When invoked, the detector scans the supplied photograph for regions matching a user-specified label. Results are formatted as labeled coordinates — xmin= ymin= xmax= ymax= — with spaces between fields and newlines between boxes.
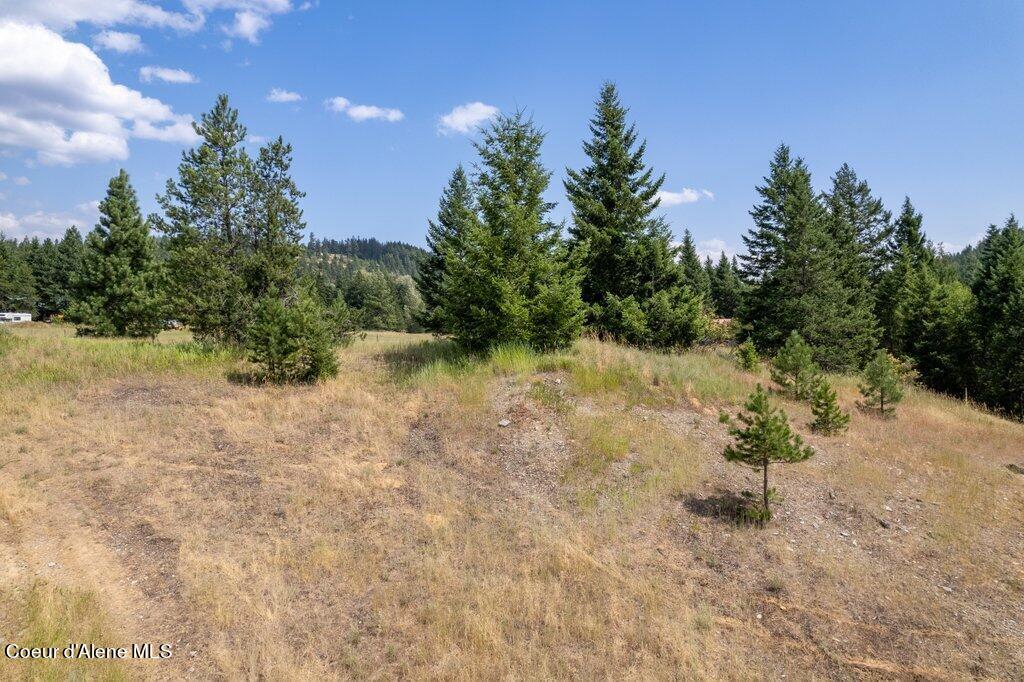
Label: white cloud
xmin=0 ymin=1 xmax=201 ymax=32
xmin=696 ymin=238 xmax=734 ymax=261
xmin=1 ymin=1 xmax=297 ymax=42
xmin=0 ymin=202 xmax=99 ymax=240
xmin=92 ymin=30 xmax=144 ymax=53
xmin=0 ymin=172 xmax=6 ymax=181
xmin=267 ymin=88 xmax=303 ymax=103
xmin=13 ymin=176 xmax=30 ymax=186
xmin=133 ymin=115 xmax=199 ymax=144
xmin=438 ymin=102 xmax=498 ymax=135
xmin=139 ymin=65 xmax=198 ymax=84
xmin=224 ymin=9 xmax=270 ymax=43
xmin=0 ymin=22 xmax=199 ymax=165
xmin=325 ymin=97 xmax=404 ymax=123
xmin=324 ymin=96 xmax=350 ymax=113
xmin=656 ymin=187 xmax=715 ymax=206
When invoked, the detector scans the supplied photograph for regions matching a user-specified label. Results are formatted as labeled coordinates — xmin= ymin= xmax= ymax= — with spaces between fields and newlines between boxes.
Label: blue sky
xmin=1 ymin=1 xmax=1022 ymax=258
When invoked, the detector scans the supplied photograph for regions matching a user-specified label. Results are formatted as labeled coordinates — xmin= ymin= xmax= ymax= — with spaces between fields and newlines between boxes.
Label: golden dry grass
xmin=0 ymin=323 xmax=1022 ymax=680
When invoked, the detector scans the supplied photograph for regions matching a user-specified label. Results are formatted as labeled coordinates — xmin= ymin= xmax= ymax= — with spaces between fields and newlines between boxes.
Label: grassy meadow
xmin=0 ymin=323 xmax=1022 ymax=679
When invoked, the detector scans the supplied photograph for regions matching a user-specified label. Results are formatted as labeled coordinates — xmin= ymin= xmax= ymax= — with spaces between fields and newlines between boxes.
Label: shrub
xmin=246 ymin=289 xmax=338 ymax=383
xmin=771 ymin=331 xmax=819 ymax=400
xmin=736 ymin=340 xmax=760 ymax=372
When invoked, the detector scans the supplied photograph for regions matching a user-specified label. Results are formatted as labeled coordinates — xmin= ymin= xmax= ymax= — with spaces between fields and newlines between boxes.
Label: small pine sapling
xmin=771 ymin=330 xmax=818 ymax=400
xmin=722 ymin=384 xmax=815 ymax=522
xmin=736 ymin=339 xmax=760 ymax=372
xmin=858 ymin=350 xmax=904 ymax=417
xmin=809 ymin=375 xmax=850 ymax=435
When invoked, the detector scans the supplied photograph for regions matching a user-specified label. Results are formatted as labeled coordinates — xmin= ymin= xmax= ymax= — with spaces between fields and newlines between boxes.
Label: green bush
xmin=770 ymin=331 xmax=819 ymax=400
xmin=809 ymin=375 xmax=850 ymax=435
xmin=858 ymin=350 xmax=904 ymax=417
xmin=246 ymin=289 xmax=338 ymax=384
xmin=735 ymin=340 xmax=759 ymax=371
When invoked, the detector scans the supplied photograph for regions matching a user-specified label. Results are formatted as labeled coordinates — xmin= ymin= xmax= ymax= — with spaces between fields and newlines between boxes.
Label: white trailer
xmin=0 ymin=312 xmax=32 ymax=324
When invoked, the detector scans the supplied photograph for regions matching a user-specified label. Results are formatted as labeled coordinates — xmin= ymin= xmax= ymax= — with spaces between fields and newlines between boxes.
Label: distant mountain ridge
xmin=307 ymin=236 xmax=426 ymax=277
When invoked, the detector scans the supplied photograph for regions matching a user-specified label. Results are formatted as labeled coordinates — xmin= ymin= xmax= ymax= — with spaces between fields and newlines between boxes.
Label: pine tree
xmin=26 ymin=238 xmax=61 ymax=319
xmin=823 ymin=163 xmax=892 ymax=285
xmin=246 ymin=287 xmax=338 ymax=383
xmin=972 ymin=215 xmax=1024 ymax=416
xmin=564 ymin=82 xmax=694 ymax=346
xmin=53 ymin=228 xmax=85 ymax=315
xmin=723 ymin=384 xmax=815 ymax=520
xmin=736 ymin=339 xmax=759 ymax=371
xmin=809 ymin=375 xmax=850 ymax=435
xmin=416 ymin=165 xmax=474 ymax=332
xmin=68 ymin=170 xmax=165 ymax=338
xmin=679 ymin=229 xmax=711 ymax=303
xmin=770 ymin=330 xmax=819 ymax=400
xmin=0 ymin=236 xmax=36 ymax=312
xmin=710 ymin=252 xmax=744 ymax=318
xmin=739 ymin=145 xmax=871 ymax=370
xmin=441 ymin=111 xmax=583 ymax=352
xmin=876 ymin=198 xmax=933 ymax=353
xmin=156 ymin=95 xmax=252 ymax=344
xmin=858 ymin=350 xmax=904 ymax=416
xmin=901 ymin=266 xmax=974 ymax=396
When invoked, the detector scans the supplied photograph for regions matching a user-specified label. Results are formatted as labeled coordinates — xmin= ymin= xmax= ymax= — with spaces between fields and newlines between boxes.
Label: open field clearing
xmin=1 ymin=324 xmax=1022 ymax=680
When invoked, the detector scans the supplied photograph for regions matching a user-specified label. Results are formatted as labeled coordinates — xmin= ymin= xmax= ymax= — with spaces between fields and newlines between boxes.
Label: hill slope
xmin=0 ymin=325 xmax=1022 ymax=679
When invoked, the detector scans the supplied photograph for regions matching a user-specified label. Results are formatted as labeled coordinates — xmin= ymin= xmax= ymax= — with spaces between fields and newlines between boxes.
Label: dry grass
xmin=0 ymin=323 xmax=1022 ymax=679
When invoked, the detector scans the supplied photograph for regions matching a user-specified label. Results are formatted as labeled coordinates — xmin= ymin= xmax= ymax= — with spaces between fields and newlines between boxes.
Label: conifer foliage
xmin=858 ymin=350 xmax=904 ymax=416
xmin=809 ymin=375 xmax=850 ymax=435
xmin=245 ymin=287 xmax=339 ymax=383
xmin=564 ymin=83 xmax=705 ymax=348
xmin=723 ymin=384 xmax=815 ymax=520
xmin=740 ymin=146 xmax=877 ymax=370
xmin=68 ymin=170 xmax=165 ymax=338
xmin=972 ymin=216 xmax=1024 ymax=416
xmin=156 ymin=95 xmax=303 ymax=345
xmin=415 ymin=165 xmax=474 ymax=333
xmin=770 ymin=331 xmax=819 ymax=400
xmin=438 ymin=111 xmax=583 ymax=352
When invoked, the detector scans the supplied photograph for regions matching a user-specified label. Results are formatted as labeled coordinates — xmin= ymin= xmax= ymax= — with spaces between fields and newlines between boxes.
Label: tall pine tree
xmin=972 ymin=215 xmax=1024 ymax=416
xmin=739 ymin=145 xmax=872 ymax=370
xmin=565 ymin=82 xmax=704 ymax=348
xmin=441 ymin=111 xmax=583 ymax=351
xmin=68 ymin=170 xmax=165 ymax=337
xmin=416 ymin=165 xmax=474 ymax=332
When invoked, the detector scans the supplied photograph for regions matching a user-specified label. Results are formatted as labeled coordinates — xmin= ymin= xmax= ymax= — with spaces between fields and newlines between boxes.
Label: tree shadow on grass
xmin=375 ymin=337 xmax=474 ymax=383
xmin=682 ymin=487 xmax=768 ymax=526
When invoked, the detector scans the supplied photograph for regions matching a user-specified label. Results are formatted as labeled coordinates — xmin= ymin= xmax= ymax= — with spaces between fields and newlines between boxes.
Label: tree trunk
xmin=762 ymin=461 xmax=769 ymax=515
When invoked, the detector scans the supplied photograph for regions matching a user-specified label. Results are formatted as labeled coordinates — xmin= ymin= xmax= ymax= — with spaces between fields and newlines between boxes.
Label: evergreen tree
xmin=735 ymin=339 xmax=759 ymax=371
xmin=972 ymin=216 xmax=1024 ymax=416
xmin=858 ymin=350 xmax=904 ymax=416
xmin=68 ymin=170 xmax=165 ymax=338
xmin=876 ymin=198 xmax=933 ymax=352
xmin=723 ymin=384 xmax=815 ymax=520
xmin=564 ymin=82 xmax=695 ymax=345
xmin=901 ymin=267 xmax=974 ymax=396
xmin=53 ymin=228 xmax=85 ymax=315
xmin=416 ymin=165 xmax=474 ymax=332
xmin=770 ymin=330 xmax=819 ymax=400
xmin=823 ymin=163 xmax=892 ymax=285
xmin=246 ymin=287 xmax=338 ymax=383
xmin=710 ymin=251 xmax=744 ymax=318
xmin=156 ymin=96 xmax=303 ymax=345
xmin=679 ymin=229 xmax=711 ymax=303
xmin=0 ymin=235 xmax=36 ymax=312
xmin=809 ymin=375 xmax=850 ymax=435
xmin=739 ymin=145 xmax=873 ymax=370
xmin=441 ymin=111 xmax=583 ymax=352
xmin=26 ymin=238 xmax=59 ymax=319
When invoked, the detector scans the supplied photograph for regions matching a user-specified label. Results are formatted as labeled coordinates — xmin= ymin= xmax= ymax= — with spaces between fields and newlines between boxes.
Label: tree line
xmin=417 ymin=82 xmax=1023 ymax=418
xmin=1 ymin=84 xmax=1021 ymax=415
